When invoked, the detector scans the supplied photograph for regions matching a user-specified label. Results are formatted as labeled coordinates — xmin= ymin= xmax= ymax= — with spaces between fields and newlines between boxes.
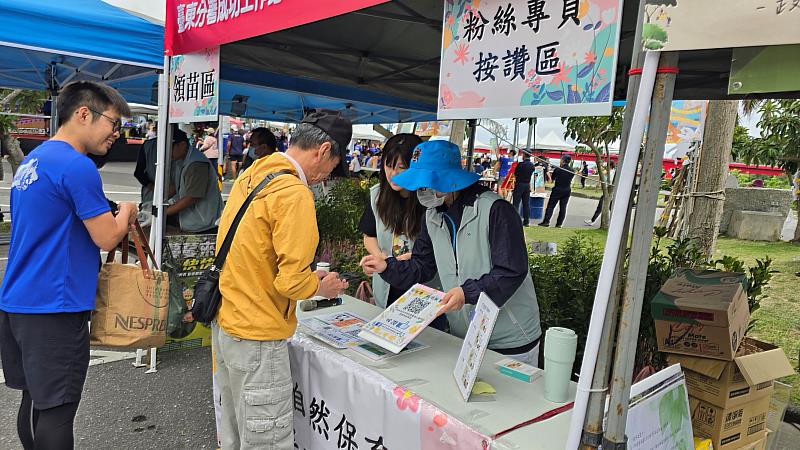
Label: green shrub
xmin=315 ymin=178 xmax=370 ymax=242
xmin=529 ymin=234 xmax=604 ymax=374
xmin=530 ymin=227 xmax=774 ymax=376
xmin=315 ymin=179 xmax=371 ymax=293
xmin=734 ymin=171 xmax=791 ymax=189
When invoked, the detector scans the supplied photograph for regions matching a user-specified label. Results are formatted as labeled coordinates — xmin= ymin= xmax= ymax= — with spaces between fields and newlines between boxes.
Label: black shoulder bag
xmin=189 ymin=171 xmax=291 ymax=324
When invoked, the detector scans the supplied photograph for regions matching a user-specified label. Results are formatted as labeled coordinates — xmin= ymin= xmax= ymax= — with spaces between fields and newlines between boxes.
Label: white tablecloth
xmin=290 ymin=296 xmax=576 ymax=450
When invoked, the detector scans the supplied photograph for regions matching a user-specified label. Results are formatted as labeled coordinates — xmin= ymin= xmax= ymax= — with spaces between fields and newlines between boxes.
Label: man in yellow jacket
xmin=213 ymin=109 xmax=351 ymax=450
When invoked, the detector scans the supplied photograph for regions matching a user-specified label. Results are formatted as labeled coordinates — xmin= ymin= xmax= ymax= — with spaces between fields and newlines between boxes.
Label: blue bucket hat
xmin=390 ymin=140 xmax=479 ymax=193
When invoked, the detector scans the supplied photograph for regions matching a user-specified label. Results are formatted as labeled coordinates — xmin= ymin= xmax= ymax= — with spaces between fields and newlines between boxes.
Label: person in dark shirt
xmin=539 ymin=155 xmax=575 ymax=227
xmin=512 ymin=153 xmax=535 ymax=226
xmin=580 ymin=161 xmax=589 ymax=188
xmin=473 ymin=157 xmax=485 ymax=175
xmin=240 ymin=127 xmax=277 ymax=174
xmin=226 ymin=127 xmax=245 ymax=179
xmin=360 ymin=140 xmax=542 ymax=364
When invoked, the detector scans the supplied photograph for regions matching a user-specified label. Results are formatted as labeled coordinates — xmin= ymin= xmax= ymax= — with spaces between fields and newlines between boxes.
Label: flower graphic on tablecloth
xmin=393 ymin=386 xmax=420 ymax=412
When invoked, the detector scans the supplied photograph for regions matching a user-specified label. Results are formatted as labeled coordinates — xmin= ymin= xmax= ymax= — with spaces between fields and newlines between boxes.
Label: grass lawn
xmin=525 ymin=226 xmax=800 ymax=404
xmin=570 ymin=186 xmax=604 ymax=199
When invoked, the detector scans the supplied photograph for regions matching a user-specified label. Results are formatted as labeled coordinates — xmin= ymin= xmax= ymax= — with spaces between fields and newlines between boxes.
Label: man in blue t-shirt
xmin=0 ymin=81 xmax=138 ymax=449
xmin=496 ymin=149 xmax=517 ymax=181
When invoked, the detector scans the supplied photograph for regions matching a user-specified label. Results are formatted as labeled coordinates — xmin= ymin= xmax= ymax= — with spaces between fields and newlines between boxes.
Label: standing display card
xmin=453 ymin=293 xmax=500 ymax=402
xmin=358 ymin=284 xmax=446 ymax=354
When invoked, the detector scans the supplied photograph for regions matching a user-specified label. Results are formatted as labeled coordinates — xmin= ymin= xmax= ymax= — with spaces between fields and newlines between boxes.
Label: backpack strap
xmin=211 ymin=170 xmax=292 ymax=271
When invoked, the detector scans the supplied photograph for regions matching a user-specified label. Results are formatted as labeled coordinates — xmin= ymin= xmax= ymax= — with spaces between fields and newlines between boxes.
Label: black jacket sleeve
xmin=133 ymin=143 xmax=151 ymax=187
xmin=358 ymin=196 xmax=378 ymax=237
xmin=379 ymin=218 xmax=438 ymax=292
xmin=460 ymin=200 xmax=529 ymax=306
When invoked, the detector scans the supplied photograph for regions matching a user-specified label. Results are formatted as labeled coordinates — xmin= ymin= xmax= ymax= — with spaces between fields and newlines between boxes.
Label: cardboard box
xmin=738 ymin=435 xmax=767 ymax=450
xmin=668 ymin=338 xmax=794 ymax=408
xmin=690 ymin=395 xmax=769 ymax=450
xmin=652 ymin=269 xmax=749 ymax=360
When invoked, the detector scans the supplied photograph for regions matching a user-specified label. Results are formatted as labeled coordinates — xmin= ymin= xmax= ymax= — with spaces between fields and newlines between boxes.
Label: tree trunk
xmin=602 ymin=143 xmax=613 ymax=228
xmin=793 ymin=169 xmax=800 ymax=242
xmin=1 ymin=134 xmax=24 ymax=177
xmin=794 ymin=201 xmax=800 ymax=242
xmin=685 ymin=100 xmax=738 ymax=259
xmin=0 ymin=89 xmax=22 ymax=109
xmin=591 ymin=145 xmax=611 ymax=229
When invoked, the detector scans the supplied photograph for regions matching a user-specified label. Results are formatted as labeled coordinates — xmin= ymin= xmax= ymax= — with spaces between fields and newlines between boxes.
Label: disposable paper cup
xmin=544 ymin=327 xmax=578 ymax=403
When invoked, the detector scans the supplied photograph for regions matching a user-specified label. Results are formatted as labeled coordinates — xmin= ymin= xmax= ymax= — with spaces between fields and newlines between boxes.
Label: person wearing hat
xmin=211 ymin=109 xmax=351 ymax=450
xmin=357 ymin=134 xmax=447 ymax=330
xmin=360 ymin=140 xmax=542 ymax=366
xmin=199 ymin=127 xmax=219 ymax=168
xmin=165 ymin=127 xmax=223 ymax=233
xmin=539 ymin=154 xmax=575 ymax=228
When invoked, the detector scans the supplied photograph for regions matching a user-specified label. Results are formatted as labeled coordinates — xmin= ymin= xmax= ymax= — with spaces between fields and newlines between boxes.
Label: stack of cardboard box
xmin=652 ymin=269 xmax=794 ymax=450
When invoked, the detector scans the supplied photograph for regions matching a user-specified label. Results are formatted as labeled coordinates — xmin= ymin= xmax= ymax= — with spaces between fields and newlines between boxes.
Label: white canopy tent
xmin=519 ymin=130 xmax=574 ymax=151
xmin=351 ymin=124 xmax=386 ymax=143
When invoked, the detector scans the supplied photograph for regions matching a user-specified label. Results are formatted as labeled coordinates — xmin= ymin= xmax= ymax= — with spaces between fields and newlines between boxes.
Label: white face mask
xmin=417 ymin=188 xmax=445 ymax=209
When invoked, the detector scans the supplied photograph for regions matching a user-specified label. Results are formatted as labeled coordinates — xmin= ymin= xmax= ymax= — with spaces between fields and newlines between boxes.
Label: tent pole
xmin=512 ymin=118 xmax=519 ymax=154
xmin=565 ymin=50 xmax=661 ymax=450
xmin=48 ymin=96 xmax=58 ymax=137
xmin=524 ymin=118 xmax=534 ymax=156
xmin=47 ymin=63 xmax=59 ymax=137
xmin=151 ymin=54 xmax=171 ymax=265
xmin=466 ymin=119 xmax=476 ymax=171
xmin=138 ymin=54 xmax=171 ymax=374
xmin=603 ymin=51 xmax=679 ymax=449
xmin=581 ymin=0 xmax=647 ymax=445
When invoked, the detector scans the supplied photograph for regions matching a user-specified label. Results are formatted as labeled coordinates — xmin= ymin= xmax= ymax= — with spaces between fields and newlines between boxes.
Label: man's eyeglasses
xmin=87 ymin=108 xmax=122 ymax=133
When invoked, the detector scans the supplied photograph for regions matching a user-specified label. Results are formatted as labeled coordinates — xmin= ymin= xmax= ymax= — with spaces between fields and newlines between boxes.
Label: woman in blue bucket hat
xmin=360 ymin=140 xmax=543 ymax=366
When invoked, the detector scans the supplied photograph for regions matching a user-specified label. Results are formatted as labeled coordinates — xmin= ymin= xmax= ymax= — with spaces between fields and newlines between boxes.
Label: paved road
xmin=0 ymin=348 xmax=218 ymax=450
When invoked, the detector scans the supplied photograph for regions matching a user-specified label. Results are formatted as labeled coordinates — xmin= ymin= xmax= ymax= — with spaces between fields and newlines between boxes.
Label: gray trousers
xmin=212 ymin=322 xmax=294 ymax=450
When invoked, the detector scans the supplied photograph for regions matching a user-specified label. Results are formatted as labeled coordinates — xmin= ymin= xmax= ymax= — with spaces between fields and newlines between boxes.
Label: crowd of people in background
xmin=136 ymin=120 xmax=623 ymax=235
xmin=346 ymin=140 xmax=382 ymax=175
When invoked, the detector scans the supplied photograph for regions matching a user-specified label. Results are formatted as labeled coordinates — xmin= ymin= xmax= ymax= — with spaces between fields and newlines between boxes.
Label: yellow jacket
xmin=216 ymin=153 xmax=320 ymax=340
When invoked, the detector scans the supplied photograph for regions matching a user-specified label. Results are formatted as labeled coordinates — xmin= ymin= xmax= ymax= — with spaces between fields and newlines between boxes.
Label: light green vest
xmin=369 ymin=185 xmax=441 ymax=308
xmin=426 ymin=191 xmax=542 ymax=350
xmin=170 ymin=148 xmax=223 ymax=232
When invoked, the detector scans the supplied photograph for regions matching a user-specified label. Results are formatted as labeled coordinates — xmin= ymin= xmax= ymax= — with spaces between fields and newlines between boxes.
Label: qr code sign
xmin=403 ymin=297 xmax=429 ymax=315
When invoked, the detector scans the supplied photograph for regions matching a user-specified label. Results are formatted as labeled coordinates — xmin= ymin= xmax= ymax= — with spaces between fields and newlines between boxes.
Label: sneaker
xmin=522 ymin=222 xmax=530 ymax=227
xmin=538 ymin=222 xmax=549 ymax=227
xmin=555 ymin=224 xmax=563 ymax=228
xmin=584 ymin=219 xmax=594 ymax=226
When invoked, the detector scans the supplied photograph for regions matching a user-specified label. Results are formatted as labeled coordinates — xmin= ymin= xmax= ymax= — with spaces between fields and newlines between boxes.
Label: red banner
xmin=165 ymin=0 xmax=388 ymax=55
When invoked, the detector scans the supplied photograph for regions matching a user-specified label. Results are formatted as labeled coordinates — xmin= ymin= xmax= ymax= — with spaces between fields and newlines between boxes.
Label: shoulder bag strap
xmin=212 ymin=170 xmax=292 ymax=270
